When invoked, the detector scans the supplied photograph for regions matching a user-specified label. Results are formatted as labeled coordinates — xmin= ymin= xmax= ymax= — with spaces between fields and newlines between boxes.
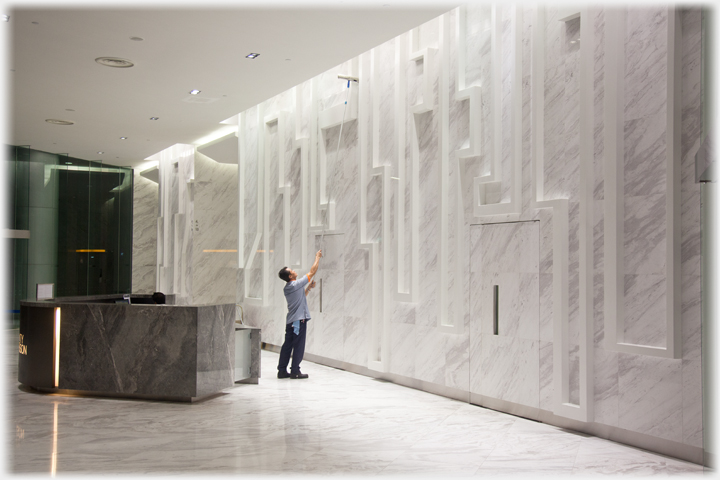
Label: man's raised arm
xmin=306 ymin=250 xmax=322 ymax=282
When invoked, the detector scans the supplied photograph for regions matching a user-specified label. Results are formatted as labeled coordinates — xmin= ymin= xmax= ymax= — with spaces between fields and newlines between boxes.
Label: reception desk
xmin=18 ymin=295 xmax=258 ymax=401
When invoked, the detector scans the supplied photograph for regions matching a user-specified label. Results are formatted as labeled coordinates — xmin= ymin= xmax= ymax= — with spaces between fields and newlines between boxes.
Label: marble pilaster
xmin=132 ymin=173 xmax=158 ymax=293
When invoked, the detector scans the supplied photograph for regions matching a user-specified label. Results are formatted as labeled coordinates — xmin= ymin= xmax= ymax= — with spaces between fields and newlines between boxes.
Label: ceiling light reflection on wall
xmin=189 ymin=89 xmax=201 ymax=95
xmin=193 ymin=125 xmax=238 ymax=146
xmin=245 ymin=53 xmax=260 ymax=59
xmin=136 ymin=160 xmax=159 ymax=173
xmin=120 ymin=137 xmax=127 ymax=140
xmin=150 ymin=117 xmax=159 ymax=120
xmin=97 ymin=151 xmax=104 ymax=154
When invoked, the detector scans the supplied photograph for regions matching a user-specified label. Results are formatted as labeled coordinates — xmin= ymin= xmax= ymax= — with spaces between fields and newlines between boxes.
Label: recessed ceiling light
xmin=120 ymin=137 xmax=127 ymax=140
xmin=189 ymin=89 xmax=201 ymax=95
xmin=95 ymin=57 xmax=134 ymax=68
xmin=130 ymin=36 xmax=144 ymax=41
xmin=97 ymin=151 xmax=104 ymax=154
xmin=2 ymin=15 xmax=9 ymax=22
xmin=150 ymin=117 xmax=159 ymax=120
xmin=246 ymin=53 xmax=260 ymax=59
xmin=45 ymin=119 xmax=74 ymax=125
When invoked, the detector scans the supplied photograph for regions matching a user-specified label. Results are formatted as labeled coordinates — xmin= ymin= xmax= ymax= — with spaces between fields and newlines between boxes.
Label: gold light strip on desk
xmin=54 ymin=308 xmax=61 ymax=387
xmin=75 ymin=249 xmax=105 ymax=253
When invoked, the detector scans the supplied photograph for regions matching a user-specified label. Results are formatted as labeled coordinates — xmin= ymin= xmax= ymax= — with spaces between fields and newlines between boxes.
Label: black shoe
xmin=277 ymin=371 xmax=290 ymax=379
xmin=290 ymin=372 xmax=309 ymax=379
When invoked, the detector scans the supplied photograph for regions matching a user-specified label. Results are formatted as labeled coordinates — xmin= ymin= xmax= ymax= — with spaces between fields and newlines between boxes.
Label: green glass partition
xmin=5 ymin=146 xmax=30 ymax=325
xmin=5 ymin=146 xmax=133 ymax=325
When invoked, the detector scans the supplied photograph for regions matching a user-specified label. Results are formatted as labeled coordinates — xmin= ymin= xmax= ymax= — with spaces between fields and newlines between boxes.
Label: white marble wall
xmin=137 ymin=145 xmax=239 ymax=305
xmin=192 ymin=151 xmax=238 ymax=305
xmin=132 ymin=173 xmax=158 ymax=293
xmin=227 ymin=5 xmax=704 ymax=456
xmin=591 ymin=7 xmax=703 ymax=450
xmin=150 ymin=144 xmax=195 ymax=305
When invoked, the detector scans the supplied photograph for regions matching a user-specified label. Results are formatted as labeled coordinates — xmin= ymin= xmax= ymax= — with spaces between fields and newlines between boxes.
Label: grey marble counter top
xmin=21 ymin=293 xmax=176 ymax=305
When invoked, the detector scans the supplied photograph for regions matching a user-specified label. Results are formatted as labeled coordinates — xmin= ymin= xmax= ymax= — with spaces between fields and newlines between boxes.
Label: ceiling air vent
xmin=95 ymin=57 xmax=134 ymax=68
xmin=45 ymin=119 xmax=74 ymax=125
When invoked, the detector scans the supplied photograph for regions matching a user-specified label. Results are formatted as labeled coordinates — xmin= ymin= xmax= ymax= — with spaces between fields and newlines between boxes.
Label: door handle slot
xmin=493 ymin=285 xmax=499 ymax=335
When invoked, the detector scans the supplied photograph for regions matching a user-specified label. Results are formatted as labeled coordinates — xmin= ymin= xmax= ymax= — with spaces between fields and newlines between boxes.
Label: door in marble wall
xmin=469 ymin=221 xmax=540 ymax=409
xmin=305 ymin=233 xmax=345 ymax=359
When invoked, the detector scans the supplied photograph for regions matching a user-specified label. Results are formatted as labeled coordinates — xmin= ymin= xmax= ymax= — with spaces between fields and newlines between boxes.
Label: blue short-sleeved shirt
xmin=284 ymin=274 xmax=311 ymax=324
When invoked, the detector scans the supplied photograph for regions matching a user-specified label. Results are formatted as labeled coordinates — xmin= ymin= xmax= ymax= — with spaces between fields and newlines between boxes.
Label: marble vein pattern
xmin=196 ymin=304 xmax=235 ymax=396
xmin=132 ymin=173 xmax=158 ymax=293
xmin=618 ymin=353 xmax=683 ymax=443
xmin=8 ymin=337 xmax=704 ymax=476
xmin=53 ymin=303 xmax=235 ymax=398
xmin=192 ymin=152 xmax=239 ymax=306
xmin=623 ymin=273 xmax=667 ymax=347
xmin=678 ymin=10 xmax=704 ymax=453
xmin=680 ymin=9 xmax=703 ymax=277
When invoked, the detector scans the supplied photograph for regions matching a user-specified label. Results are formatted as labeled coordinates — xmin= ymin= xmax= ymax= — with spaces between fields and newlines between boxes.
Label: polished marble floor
xmin=6 ymin=330 xmax=705 ymax=476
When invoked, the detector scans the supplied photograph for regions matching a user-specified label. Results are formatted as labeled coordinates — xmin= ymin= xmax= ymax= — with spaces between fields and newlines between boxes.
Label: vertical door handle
xmin=493 ymin=285 xmax=499 ymax=335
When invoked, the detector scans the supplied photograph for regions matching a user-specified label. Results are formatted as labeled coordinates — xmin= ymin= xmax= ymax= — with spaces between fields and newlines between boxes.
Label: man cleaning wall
xmin=276 ymin=250 xmax=322 ymax=379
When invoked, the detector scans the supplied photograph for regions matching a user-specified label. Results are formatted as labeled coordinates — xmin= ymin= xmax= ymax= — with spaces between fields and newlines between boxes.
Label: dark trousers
xmin=278 ymin=320 xmax=307 ymax=374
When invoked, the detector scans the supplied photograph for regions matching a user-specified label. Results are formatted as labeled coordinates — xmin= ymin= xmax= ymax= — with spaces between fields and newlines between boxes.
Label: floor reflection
xmin=7 ymin=331 xmax=705 ymax=475
xmin=51 ymin=402 xmax=58 ymax=476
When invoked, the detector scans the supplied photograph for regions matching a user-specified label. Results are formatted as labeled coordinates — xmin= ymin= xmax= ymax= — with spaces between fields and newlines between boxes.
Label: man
xmin=277 ymin=250 xmax=322 ymax=379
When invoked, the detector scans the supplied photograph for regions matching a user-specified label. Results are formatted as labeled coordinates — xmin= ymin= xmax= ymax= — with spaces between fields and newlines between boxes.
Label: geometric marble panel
xmin=220 ymin=3 xmax=702 ymax=457
xmin=603 ymin=7 xmax=682 ymax=359
xmin=532 ymin=5 xmax=595 ymax=423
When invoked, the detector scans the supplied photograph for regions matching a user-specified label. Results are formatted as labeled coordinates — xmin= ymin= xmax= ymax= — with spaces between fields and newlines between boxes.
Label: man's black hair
xmin=152 ymin=292 xmax=166 ymax=305
xmin=278 ymin=267 xmax=292 ymax=283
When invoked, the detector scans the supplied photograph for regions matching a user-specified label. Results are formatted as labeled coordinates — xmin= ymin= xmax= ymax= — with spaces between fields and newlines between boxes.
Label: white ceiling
xmin=6 ymin=3 xmax=455 ymax=170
